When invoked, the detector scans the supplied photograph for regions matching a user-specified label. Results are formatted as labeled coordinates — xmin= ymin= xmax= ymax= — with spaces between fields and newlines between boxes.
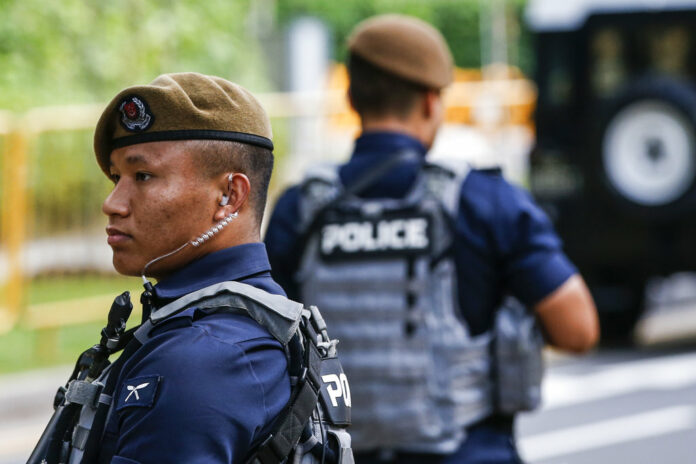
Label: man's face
xmin=102 ymin=141 xmax=218 ymax=278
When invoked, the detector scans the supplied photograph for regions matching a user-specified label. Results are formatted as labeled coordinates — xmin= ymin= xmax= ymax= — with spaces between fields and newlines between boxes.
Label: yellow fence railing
xmin=0 ymin=106 xmax=104 ymax=333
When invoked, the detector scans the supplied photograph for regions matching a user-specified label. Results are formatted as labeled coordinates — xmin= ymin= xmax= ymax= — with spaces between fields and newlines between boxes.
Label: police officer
xmin=264 ymin=15 xmax=599 ymax=464
xmin=30 ymin=73 xmax=353 ymax=464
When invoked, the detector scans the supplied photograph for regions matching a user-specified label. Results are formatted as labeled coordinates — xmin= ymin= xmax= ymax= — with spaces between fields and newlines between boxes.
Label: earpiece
xmin=190 ymin=211 xmax=238 ymax=247
xmin=219 ymin=174 xmax=234 ymax=206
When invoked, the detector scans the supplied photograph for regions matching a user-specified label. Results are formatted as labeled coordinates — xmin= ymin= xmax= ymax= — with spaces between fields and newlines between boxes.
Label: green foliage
xmin=276 ymin=0 xmax=533 ymax=72
xmin=0 ymin=0 xmax=268 ymax=111
xmin=0 ymin=274 xmax=140 ymax=373
xmin=0 ymin=323 xmax=102 ymax=373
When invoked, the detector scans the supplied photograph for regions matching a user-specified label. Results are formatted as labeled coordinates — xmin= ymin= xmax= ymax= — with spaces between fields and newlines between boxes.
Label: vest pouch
xmin=493 ymin=298 xmax=544 ymax=414
xmin=293 ymin=423 xmax=354 ymax=464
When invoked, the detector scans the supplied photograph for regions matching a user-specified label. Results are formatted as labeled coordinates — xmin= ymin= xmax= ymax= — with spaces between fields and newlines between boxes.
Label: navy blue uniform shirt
xmin=100 ymin=243 xmax=291 ymax=464
xmin=264 ymin=131 xmax=577 ymax=335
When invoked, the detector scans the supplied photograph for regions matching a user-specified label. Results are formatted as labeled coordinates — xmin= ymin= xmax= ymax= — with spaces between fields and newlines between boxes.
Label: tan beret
xmin=94 ymin=72 xmax=273 ymax=175
xmin=348 ymin=14 xmax=453 ymax=89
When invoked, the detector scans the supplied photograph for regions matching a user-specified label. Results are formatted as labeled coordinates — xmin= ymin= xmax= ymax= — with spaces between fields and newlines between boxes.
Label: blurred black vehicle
xmin=527 ymin=0 xmax=696 ymax=339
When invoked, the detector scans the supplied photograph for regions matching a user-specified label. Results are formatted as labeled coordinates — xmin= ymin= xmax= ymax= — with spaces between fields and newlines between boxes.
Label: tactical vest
xmin=296 ymin=159 xmax=494 ymax=453
xmin=29 ymin=281 xmax=354 ymax=464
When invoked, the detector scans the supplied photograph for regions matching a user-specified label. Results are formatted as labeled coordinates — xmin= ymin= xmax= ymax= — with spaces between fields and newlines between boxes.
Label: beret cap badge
xmin=118 ymin=95 xmax=154 ymax=132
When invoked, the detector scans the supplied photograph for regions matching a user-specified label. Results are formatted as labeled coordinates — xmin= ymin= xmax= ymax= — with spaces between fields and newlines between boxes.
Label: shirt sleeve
xmin=264 ymin=186 xmax=303 ymax=300
xmin=110 ymin=325 xmax=289 ymax=464
xmin=491 ymin=176 xmax=577 ymax=305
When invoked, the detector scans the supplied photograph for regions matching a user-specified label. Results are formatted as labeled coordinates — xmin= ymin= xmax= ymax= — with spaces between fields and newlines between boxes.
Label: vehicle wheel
xmin=599 ymin=77 xmax=696 ymax=212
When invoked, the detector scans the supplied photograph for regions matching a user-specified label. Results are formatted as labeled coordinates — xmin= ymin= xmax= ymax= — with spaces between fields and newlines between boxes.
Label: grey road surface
xmin=518 ymin=346 xmax=696 ymax=464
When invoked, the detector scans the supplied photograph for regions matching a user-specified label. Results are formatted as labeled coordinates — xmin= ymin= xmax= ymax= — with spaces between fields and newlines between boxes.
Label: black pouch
xmin=493 ymin=298 xmax=544 ymax=414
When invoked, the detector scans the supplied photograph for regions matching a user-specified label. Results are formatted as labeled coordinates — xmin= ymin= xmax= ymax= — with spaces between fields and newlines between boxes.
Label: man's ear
xmin=422 ymin=90 xmax=439 ymax=118
xmin=214 ymin=172 xmax=250 ymax=221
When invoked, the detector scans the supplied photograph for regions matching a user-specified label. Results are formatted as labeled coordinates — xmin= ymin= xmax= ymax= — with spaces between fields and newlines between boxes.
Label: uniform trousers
xmin=354 ymin=418 xmax=523 ymax=464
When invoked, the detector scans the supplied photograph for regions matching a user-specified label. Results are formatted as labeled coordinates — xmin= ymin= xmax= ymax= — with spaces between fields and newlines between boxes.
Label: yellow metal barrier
xmin=0 ymin=128 xmax=29 ymax=332
xmin=0 ymin=105 xmax=104 ymax=334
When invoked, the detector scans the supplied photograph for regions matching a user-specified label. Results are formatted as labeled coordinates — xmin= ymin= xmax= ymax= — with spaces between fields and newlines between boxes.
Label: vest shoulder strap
xmin=298 ymin=163 xmax=343 ymax=232
xmin=422 ymin=157 xmax=471 ymax=219
xmin=141 ymin=281 xmax=304 ymax=345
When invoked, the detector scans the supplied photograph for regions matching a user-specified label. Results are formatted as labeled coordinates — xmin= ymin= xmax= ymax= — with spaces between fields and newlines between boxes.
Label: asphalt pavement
xmin=518 ymin=346 xmax=696 ymax=463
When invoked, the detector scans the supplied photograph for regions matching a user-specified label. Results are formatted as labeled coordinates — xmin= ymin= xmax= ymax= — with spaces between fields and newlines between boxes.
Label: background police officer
xmin=91 ymin=73 xmax=289 ymax=462
xmin=265 ymin=14 xmax=600 ymax=464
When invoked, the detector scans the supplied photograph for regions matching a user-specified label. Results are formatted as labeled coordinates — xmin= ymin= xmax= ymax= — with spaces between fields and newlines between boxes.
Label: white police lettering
xmin=321 ymin=217 xmax=429 ymax=255
xmin=125 ymin=382 xmax=149 ymax=402
xmin=322 ymin=373 xmax=351 ymax=407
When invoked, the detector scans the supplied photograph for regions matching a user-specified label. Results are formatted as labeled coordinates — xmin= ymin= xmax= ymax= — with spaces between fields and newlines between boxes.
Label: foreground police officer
xmin=30 ymin=73 xmax=353 ymax=464
xmin=265 ymin=15 xmax=599 ymax=464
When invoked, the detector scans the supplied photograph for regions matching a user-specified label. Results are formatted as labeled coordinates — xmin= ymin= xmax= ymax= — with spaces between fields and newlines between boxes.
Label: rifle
xmin=27 ymin=291 xmax=133 ymax=464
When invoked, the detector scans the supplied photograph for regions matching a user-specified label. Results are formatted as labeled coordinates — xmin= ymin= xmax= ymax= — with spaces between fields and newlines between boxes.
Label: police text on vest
xmin=322 ymin=373 xmax=352 ymax=408
xmin=320 ymin=217 xmax=430 ymax=257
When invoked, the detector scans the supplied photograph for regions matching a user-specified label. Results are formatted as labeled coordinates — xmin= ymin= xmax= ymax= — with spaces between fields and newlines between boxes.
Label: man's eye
xmin=135 ymin=172 xmax=152 ymax=182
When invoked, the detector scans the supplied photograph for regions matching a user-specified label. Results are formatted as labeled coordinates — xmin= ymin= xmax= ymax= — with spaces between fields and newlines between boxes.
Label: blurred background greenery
xmin=0 ymin=0 xmax=270 ymax=111
xmin=0 ymin=0 xmax=531 ymax=111
xmin=276 ymin=0 xmax=531 ymax=73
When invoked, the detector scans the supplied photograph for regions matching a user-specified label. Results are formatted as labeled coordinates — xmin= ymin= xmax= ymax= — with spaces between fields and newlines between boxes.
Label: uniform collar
xmin=340 ymin=131 xmax=428 ymax=199
xmin=352 ymin=131 xmax=427 ymax=159
xmin=153 ymin=243 xmax=272 ymax=301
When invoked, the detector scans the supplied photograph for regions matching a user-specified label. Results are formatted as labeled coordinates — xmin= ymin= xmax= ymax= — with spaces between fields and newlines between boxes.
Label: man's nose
xmin=102 ymin=182 xmax=130 ymax=217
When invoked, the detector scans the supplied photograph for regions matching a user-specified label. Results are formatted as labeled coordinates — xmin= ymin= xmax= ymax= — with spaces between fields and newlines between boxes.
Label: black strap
xmin=339 ymin=149 xmax=420 ymax=199
xmin=252 ymin=380 xmax=319 ymax=464
xmin=247 ymin=323 xmax=325 ymax=464
xmin=42 ymin=402 xmax=81 ymax=463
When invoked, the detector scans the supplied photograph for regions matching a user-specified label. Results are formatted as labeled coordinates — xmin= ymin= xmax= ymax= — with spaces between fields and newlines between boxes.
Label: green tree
xmin=0 ymin=0 xmax=268 ymax=111
xmin=276 ymin=0 xmax=532 ymax=72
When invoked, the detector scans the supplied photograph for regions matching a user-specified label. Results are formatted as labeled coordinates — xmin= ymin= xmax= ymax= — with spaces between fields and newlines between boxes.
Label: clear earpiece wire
xmin=191 ymin=211 xmax=238 ymax=247
xmin=140 ymin=211 xmax=239 ymax=281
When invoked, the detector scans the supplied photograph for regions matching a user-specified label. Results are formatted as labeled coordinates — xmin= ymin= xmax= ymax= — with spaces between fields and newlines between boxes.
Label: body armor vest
xmin=30 ymin=281 xmax=354 ymax=464
xmin=296 ymin=160 xmax=493 ymax=453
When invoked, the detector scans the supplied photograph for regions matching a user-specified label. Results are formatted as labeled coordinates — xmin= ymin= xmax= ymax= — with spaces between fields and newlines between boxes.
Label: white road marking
xmin=542 ymin=351 xmax=696 ymax=410
xmin=519 ymin=405 xmax=696 ymax=462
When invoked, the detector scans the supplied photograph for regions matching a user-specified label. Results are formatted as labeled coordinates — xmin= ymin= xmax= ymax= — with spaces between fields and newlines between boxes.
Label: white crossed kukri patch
xmin=125 ymin=383 xmax=150 ymax=402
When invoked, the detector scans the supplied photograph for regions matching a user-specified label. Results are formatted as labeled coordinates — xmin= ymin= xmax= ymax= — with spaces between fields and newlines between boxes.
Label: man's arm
xmin=534 ymin=274 xmax=599 ymax=353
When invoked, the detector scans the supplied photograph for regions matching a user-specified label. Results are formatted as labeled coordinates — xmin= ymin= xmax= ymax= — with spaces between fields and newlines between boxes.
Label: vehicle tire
xmin=597 ymin=77 xmax=696 ymax=215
